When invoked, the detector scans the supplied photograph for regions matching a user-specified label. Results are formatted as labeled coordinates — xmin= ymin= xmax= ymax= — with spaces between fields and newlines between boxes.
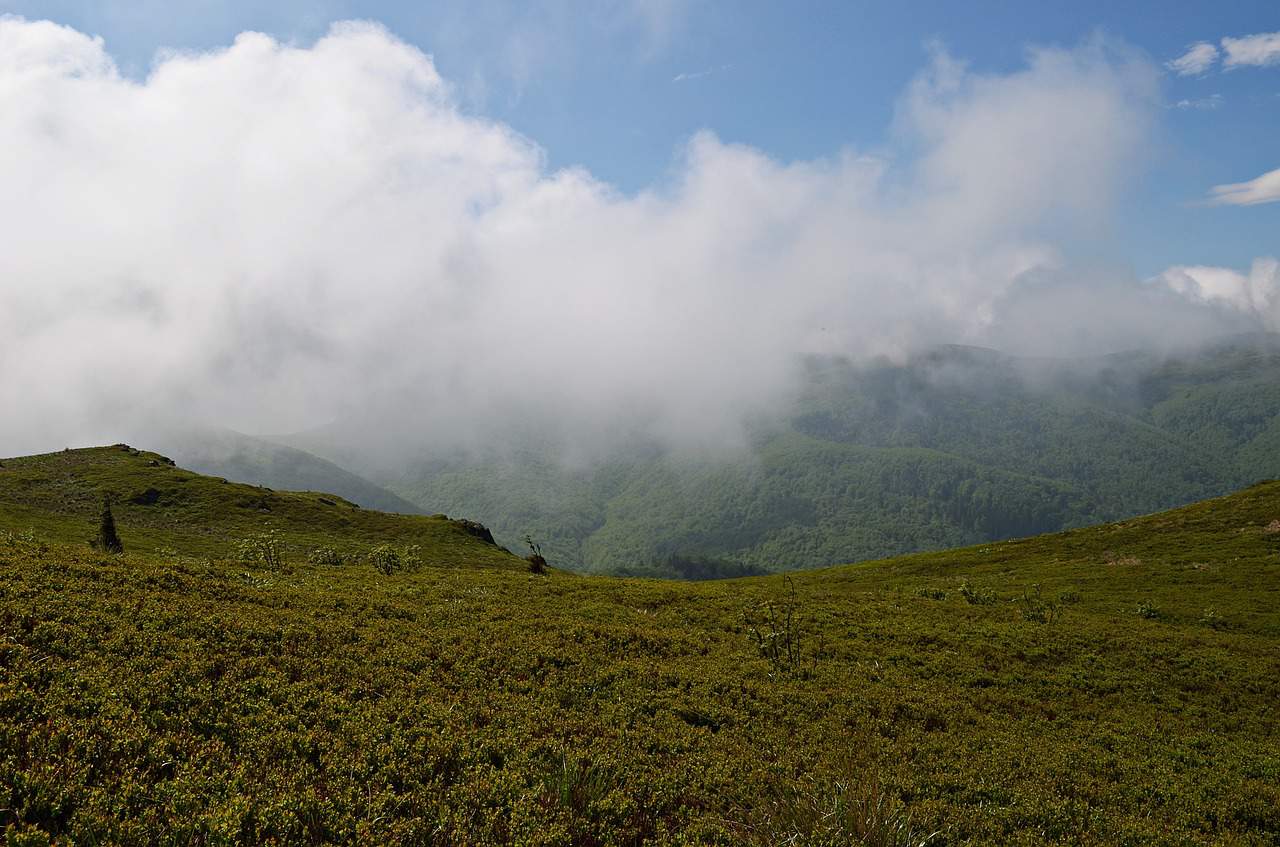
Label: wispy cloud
xmin=1167 ymin=31 xmax=1280 ymax=75
xmin=1167 ymin=42 xmax=1219 ymax=76
xmin=1222 ymin=31 xmax=1280 ymax=68
xmin=672 ymin=63 xmax=731 ymax=82
xmin=1209 ymin=166 xmax=1280 ymax=206
xmin=1173 ymin=93 xmax=1223 ymax=110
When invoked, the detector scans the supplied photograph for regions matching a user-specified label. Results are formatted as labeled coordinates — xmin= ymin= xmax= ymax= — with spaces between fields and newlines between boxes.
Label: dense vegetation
xmin=372 ymin=336 xmax=1280 ymax=572
xmin=2 ymin=446 xmax=1278 ymax=843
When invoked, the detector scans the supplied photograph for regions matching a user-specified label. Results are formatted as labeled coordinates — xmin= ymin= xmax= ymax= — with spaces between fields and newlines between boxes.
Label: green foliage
xmin=958 ymin=580 xmax=998 ymax=606
xmin=612 ymin=553 xmax=769 ymax=581
xmin=733 ymin=770 xmax=942 ymax=847
xmin=524 ymin=533 xmax=548 ymax=575
xmin=306 ymin=545 xmax=344 ymax=566
xmin=93 ymin=499 xmax=123 ymax=554
xmin=915 ymin=587 xmax=947 ymax=601
xmin=742 ymin=575 xmax=821 ymax=678
xmin=390 ymin=339 xmax=1280 ymax=573
xmin=1135 ymin=599 xmax=1162 ymax=620
xmin=1018 ymin=583 xmax=1063 ymax=624
xmin=367 ymin=543 xmax=402 ymax=575
xmin=1199 ymin=607 xmax=1226 ymax=629
xmin=236 ymin=529 xmax=284 ymax=570
xmin=0 ymin=447 xmax=1279 ymax=843
xmin=0 ymin=445 xmax=523 ymax=572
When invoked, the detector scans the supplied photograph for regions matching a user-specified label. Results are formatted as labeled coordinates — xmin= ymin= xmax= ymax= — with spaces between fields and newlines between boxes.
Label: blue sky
xmin=4 ymin=0 xmax=1276 ymax=276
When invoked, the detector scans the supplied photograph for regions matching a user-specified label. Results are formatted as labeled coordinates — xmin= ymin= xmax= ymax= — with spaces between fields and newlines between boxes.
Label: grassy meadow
xmin=1 ymin=447 xmax=1278 ymax=844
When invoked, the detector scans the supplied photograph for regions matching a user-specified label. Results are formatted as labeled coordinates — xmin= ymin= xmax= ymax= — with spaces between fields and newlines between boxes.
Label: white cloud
xmin=1155 ymin=258 xmax=1280 ymax=329
xmin=1173 ymin=93 xmax=1223 ymax=110
xmin=0 ymin=18 xmax=1260 ymax=457
xmin=1167 ymin=42 xmax=1219 ymax=76
xmin=1209 ymin=166 xmax=1280 ymax=206
xmin=673 ymin=63 xmax=731 ymax=82
xmin=1221 ymin=31 xmax=1280 ymax=69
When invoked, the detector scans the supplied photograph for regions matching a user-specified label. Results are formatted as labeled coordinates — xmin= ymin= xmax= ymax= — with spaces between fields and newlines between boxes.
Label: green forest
xmin=373 ymin=338 xmax=1280 ymax=575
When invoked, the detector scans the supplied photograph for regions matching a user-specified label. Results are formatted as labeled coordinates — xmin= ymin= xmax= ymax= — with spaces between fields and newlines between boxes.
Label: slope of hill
xmin=378 ymin=336 xmax=1280 ymax=572
xmin=0 ymin=448 xmax=1277 ymax=843
xmin=141 ymin=426 xmax=423 ymax=515
xmin=0 ymin=445 xmax=516 ymax=569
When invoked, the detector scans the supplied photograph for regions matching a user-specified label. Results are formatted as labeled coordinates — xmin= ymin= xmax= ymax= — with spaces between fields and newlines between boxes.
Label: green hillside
xmin=0 ymin=445 xmax=517 ymax=570
xmin=380 ymin=337 xmax=1280 ymax=573
xmin=1 ymin=447 xmax=1278 ymax=843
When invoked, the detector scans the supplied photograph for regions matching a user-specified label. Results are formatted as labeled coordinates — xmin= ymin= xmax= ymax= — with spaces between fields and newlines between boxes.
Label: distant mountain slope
xmin=376 ymin=335 xmax=1280 ymax=572
xmin=0 ymin=445 xmax=515 ymax=568
xmin=143 ymin=426 xmax=423 ymax=515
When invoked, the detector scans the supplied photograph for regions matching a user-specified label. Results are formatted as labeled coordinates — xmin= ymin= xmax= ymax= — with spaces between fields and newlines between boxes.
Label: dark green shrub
xmin=93 ymin=499 xmax=123 ymax=554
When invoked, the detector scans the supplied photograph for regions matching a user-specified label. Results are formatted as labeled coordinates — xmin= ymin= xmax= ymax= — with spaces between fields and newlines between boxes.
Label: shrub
xmin=1199 ymin=607 xmax=1226 ymax=629
xmin=524 ymin=534 xmax=548 ymax=575
xmin=1135 ymin=599 xmax=1161 ymax=620
xmin=307 ymin=546 xmax=345 ymax=566
xmin=742 ymin=575 xmax=822 ymax=678
xmin=93 ymin=499 xmax=123 ymax=554
xmin=958 ymin=580 xmax=997 ymax=606
xmin=1018 ymin=583 xmax=1061 ymax=624
xmin=915 ymin=587 xmax=947 ymax=601
xmin=367 ymin=544 xmax=402 ymax=575
xmin=236 ymin=530 xmax=284 ymax=570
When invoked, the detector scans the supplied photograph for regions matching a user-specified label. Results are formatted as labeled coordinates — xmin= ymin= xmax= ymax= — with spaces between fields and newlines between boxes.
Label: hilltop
xmin=1 ymin=446 xmax=1277 ymax=843
xmin=0 ymin=445 xmax=518 ymax=570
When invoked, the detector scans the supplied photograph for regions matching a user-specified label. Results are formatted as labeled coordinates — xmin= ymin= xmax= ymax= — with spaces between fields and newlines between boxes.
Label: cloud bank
xmin=0 ymin=18 xmax=1272 ymax=458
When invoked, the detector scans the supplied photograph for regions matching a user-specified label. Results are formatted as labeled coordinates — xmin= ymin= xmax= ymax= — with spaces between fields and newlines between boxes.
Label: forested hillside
xmin=379 ymin=336 xmax=1280 ymax=573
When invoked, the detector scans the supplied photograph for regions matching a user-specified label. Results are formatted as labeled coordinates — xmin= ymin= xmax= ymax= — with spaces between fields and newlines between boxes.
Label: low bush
xmin=307 ymin=546 xmax=345 ymax=566
xmin=367 ymin=544 xmax=402 ymax=575
xmin=235 ymin=530 xmax=284 ymax=570
xmin=1136 ymin=599 xmax=1161 ymax=620
xmin=958 ymin=580 xmax=997 ymax=606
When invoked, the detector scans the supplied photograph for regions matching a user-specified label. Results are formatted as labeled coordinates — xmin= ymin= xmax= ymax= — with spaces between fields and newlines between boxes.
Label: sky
xmin=0 ymin=1 xmax=1278 ymax=456
xmin=5 ymin=0 xmax=1277 ymax=274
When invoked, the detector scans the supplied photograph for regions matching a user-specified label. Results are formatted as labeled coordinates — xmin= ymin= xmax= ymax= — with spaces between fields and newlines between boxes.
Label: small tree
xmin=96 ymin=499 xmax=123 ymax=554
xmin=523 ymin=533 xmax=548 ymax=574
